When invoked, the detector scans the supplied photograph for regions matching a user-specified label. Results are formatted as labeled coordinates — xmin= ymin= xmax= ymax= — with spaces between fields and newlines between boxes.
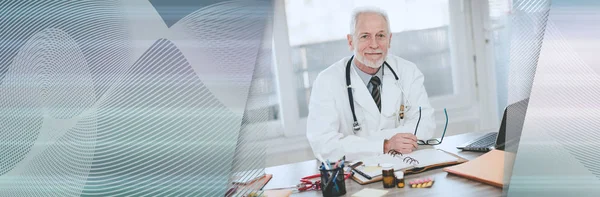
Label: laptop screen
xmin=495 ymin=98 xmax=530 ymax=153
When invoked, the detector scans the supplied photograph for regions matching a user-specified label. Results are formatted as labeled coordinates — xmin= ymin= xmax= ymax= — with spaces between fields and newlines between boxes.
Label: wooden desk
xmin=263 ymin=132 xmax=503 ymax=196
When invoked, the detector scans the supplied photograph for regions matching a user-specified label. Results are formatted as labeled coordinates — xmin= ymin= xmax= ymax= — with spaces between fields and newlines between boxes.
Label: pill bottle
xmin=381 ymin=163 xmax=395 ymax=188
xmin=395 ymin=171 xmax=405 ymax=188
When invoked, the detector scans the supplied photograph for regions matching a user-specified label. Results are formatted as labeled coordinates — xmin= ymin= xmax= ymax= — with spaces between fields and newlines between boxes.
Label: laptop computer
xmin=457 ymin=98 xmax=529 ymax=152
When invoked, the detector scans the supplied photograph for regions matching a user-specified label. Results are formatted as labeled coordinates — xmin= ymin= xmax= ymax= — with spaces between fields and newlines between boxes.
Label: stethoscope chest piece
xmin=353 ymin=121 xmax=361 ymax=132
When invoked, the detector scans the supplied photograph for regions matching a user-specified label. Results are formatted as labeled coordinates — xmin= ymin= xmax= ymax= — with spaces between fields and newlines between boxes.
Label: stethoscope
xmin=345 ymin=55 xmax=410 ymax=132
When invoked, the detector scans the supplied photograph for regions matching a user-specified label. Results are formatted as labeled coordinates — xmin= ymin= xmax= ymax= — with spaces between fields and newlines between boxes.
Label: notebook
xmin=352 ymin=149 xmax=467 ymax=184
xmin=443 ymin=149 xmax=515 ymax=187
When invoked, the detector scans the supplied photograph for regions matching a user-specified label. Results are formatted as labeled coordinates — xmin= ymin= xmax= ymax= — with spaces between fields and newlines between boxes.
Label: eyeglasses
xmin=413 ymin=107 xmax=448 ymax=145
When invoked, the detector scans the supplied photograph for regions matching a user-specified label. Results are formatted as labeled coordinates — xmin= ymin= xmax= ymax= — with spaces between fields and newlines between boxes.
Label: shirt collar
xmin=352 ymin=59 xmax=383 ymax=86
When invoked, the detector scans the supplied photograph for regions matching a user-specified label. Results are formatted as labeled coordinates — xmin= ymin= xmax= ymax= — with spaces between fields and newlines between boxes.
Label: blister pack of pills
xmin=408 ymin=177 xmax=434 ymax=188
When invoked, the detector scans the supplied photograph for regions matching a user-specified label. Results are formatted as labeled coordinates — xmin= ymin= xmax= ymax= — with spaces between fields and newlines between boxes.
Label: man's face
xmin=347 ymin=12 xmax=392 ymax=69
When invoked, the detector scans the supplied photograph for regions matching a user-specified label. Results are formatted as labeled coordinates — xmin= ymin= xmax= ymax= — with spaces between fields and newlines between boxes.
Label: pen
xmin=350 ymin=161 xmax=372 ymax=180
xmin=323 ymin=169 xmax=337 ymax=193
xmin=335 ymin=156 xmax=344 ymax=168
xmin=332 ymin=170 xmax=340 ymax=192
xmin=400 ymin=104 xmax=405 ymax=119
xmin=334 ymin=160 xmax=341 ymax=169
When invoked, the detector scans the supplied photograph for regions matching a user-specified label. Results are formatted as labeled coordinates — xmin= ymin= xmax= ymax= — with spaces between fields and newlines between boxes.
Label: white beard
xmin=354 ymin=49 xmax=386 ymax=69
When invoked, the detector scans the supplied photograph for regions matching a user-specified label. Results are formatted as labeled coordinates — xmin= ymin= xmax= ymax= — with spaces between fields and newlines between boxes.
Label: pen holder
xmin=319 ymin=166 xmax=346 ymax=197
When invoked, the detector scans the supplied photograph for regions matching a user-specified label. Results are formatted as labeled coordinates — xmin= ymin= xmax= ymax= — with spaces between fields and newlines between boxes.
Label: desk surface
xmin=263 ymin=132 xmax=503 ymax=197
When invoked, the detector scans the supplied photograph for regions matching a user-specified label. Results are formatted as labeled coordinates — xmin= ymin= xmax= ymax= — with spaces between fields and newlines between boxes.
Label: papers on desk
xmin=351 ymin=188 xmax=388 ymax=197
xmin=352 ymin=149 xmax=467 ymax=184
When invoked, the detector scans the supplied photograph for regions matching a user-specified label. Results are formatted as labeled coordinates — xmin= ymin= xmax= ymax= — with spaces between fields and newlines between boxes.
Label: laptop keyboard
xmin=465 ymin=132 xmax=498 ymax=148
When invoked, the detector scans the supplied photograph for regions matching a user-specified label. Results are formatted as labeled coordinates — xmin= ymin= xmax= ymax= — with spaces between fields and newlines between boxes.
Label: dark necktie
xmin=370 ymin=76 xmax=381 ymax=112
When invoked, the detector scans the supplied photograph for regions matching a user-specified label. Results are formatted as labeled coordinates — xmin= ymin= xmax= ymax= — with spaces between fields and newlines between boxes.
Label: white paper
xmin=407 ymin=149 xmax=459 ymax=168
xmin=352 ymin=188 xmax=389 ymax=197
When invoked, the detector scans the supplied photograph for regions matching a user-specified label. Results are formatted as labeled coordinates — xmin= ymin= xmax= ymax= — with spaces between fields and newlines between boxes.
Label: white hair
xmin=349 ymin=7 xmax=391 ymax=36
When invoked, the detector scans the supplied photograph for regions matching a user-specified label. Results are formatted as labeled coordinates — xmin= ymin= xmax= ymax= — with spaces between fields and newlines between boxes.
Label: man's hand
xmin=384 ymin=133 xmax=418 ymax=154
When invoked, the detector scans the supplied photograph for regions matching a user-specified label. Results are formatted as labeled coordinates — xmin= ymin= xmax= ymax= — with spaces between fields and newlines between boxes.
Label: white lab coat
xmin=306 ymin=54 xmax=435 ymax=161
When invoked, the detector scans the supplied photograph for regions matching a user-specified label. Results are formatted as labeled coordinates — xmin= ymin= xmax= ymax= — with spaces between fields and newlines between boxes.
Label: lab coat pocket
xmin=381 ymin=111 xmax=398 ymax=129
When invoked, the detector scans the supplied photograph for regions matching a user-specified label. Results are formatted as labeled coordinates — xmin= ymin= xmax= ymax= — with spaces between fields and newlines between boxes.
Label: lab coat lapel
xmin=350 ymin=67 xmax=380 ymax=122
xmin=381 ymin=66 xmax=401 ymax=117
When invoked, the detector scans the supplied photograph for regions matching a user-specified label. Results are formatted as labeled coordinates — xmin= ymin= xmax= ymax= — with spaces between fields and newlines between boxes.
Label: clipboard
xmin=236 ymin=174 xmax=273 ymax=189
xmin=351 ymin=149 xmax=467 ymax=185
xmin=227 ymin=174 xmax=273 ymax=197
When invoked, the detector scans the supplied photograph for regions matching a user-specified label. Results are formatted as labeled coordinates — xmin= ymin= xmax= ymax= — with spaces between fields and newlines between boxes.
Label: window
xmin=488 ymin=0 xmax=512 ymax=116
